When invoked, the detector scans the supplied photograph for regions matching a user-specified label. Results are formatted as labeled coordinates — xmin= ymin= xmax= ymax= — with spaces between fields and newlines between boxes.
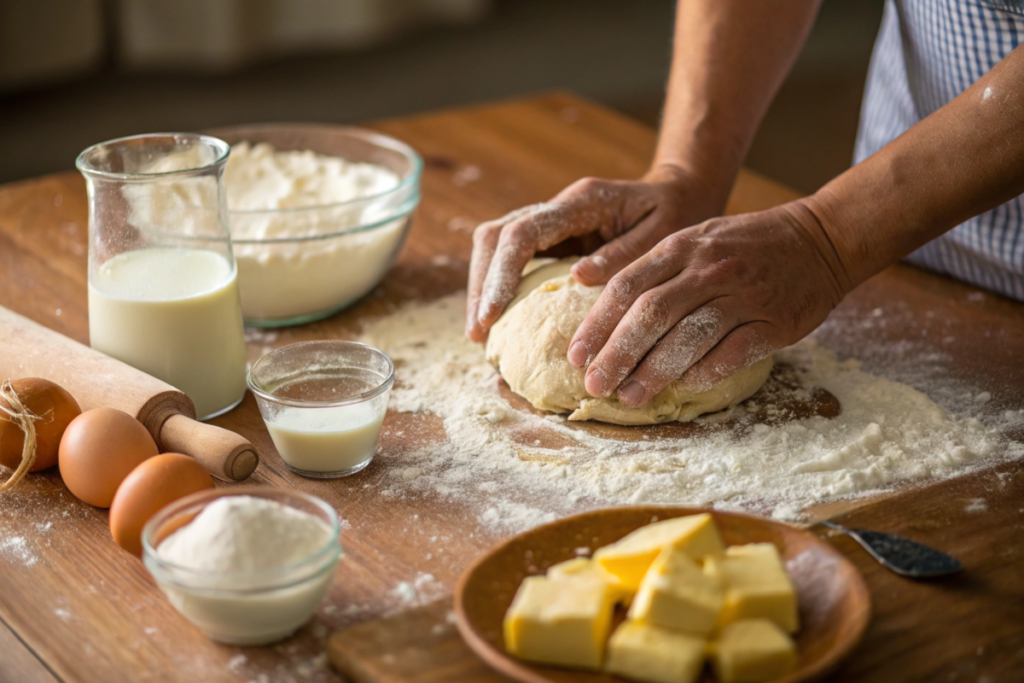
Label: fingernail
xmin=476 ymin=301 xmax=491 ymax=325
xmin=585 ymin=367 xmax=611 ymax=397
xmin=568 ymin=341 xmax=589 ymax=367
xmin=581 ymin=254 xmax=602 ymax=276
xmin=618 ymin=380 xmax=645 ymax=406
xmin=574 ymin=255 xmax=607 ymax=281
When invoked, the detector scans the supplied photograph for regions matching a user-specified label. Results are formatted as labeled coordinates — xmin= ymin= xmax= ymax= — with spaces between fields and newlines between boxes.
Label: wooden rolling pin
xmin=0 ymin=306 xmax=258 ymax=481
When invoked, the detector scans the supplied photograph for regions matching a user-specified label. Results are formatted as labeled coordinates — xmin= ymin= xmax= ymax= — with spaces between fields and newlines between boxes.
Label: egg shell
xmin=110 ymin=453 xmax=214 ymax=557
xmin=59 ymin=408 xmax=159 ymax=508
xmin=0 ymin=378 xmax=82 ymax=471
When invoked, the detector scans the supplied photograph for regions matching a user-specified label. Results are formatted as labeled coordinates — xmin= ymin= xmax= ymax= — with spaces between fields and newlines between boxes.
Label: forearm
xmin=655 ymin=0 xmax=822 ymax=200
xmin=804 ymin=44 xmax=1024 ymax=290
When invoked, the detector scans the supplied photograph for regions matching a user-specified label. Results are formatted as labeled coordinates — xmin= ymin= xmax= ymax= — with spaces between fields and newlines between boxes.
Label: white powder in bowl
xmin=225 ymin=142 xmax=400 ymax=222
xmin=225 ymin=142 xmax=410 ymax=323
xmin=157 ymin=496 xmax=332 ymax=575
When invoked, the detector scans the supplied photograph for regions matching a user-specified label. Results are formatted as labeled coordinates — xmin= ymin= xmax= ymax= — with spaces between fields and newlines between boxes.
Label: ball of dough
xmin=486 ymin=260 xmax=772 ymax=425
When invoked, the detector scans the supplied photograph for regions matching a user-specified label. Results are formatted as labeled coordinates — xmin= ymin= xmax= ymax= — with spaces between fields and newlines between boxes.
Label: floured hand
xmin=567 ymin=201 xmax=852 ymax=407
xmin=465 ymin=165 xmax=728 ymax=342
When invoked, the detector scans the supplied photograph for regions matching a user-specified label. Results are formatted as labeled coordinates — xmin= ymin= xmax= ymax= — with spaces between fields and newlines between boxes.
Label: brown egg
xmin=0 ymin=378 xmax=82 ymax=472
xmin=110 ymin=453 xmax=214 ymax=557
xmin=58 ymin=408 xmax=158 ymax=507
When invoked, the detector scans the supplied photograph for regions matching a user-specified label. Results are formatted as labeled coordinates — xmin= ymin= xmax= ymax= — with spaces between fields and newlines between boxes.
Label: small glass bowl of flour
xmin=209 ymin=124 xmax=422 ymax=327
xmin=142 ymin=487 xmax=341 ymax=645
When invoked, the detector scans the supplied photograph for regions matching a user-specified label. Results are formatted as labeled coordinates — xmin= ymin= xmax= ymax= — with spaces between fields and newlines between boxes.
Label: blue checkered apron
xmin=855 ymin=0 xmax=1024 ymax=300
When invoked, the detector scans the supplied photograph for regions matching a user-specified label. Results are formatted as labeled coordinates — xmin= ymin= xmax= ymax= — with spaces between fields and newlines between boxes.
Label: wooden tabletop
xmin=1 ymin=93 xmax=1022 ymax=683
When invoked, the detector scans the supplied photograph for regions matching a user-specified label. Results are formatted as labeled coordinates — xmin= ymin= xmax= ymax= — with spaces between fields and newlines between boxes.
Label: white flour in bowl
xmin=157 ymin=495 xmax=332 ymax=576
xmin=358 ymin=290 xmax=1024 ymax=531
xmin=225 ymin=142 xmax=399 ymax=216
xmin=225 ymin=142 xmax=408 ymax=322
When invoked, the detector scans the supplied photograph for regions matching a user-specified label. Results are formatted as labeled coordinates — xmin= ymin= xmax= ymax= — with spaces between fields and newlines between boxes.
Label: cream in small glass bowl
xmin=142 ymin=487 xmax=341 ymax=646
xmin=208 ymin=123 xmax=422 ymax=328
xmin=248 ymin=341 xmax=394 ymax=478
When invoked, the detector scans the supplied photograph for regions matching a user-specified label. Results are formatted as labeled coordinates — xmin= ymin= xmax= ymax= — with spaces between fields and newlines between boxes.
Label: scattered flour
xmin=227 ymin=654 xmax=248 ymax=674
xmin=358 ymin=290 xmax=1024 ymax=526
xmin=390 ymin=572 xmax=444 ymax=610
xmin=452 ymin=165 xmax=482 ymax=187
xmin=0 ymin=536 xmax=38 ymax=566
xmin=965 ymin=498 xmax=989 ymax=513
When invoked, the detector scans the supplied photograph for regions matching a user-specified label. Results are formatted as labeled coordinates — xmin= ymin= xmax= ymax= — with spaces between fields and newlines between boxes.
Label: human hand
xmin=566 ymin=201 xmax=852 ymax=406
xmin=465 ymin=165 xmax=729 ymax=342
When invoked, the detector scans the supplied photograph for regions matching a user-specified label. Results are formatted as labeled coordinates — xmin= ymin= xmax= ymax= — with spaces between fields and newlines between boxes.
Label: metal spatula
xmin=818 ymin=521 xmax=963 ymax=578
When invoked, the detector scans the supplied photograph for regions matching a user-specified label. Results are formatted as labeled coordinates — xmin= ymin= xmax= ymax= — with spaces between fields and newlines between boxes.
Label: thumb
xmin=572 ymin=215 xmax=659 ymax=285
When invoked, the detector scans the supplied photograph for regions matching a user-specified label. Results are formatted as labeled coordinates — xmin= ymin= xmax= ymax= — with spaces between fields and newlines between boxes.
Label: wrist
xmin=779 ymin=197 xmax=854 ymax=305
xmin=643 ymin=161 xmax=732 ymax=216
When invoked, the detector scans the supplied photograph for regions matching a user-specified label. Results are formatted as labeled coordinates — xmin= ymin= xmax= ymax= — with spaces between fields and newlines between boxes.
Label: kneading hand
xmin=465 ymin=166 xmax=728 ymax=342
xmin=567 ymin=201 xmax=852 ymax=407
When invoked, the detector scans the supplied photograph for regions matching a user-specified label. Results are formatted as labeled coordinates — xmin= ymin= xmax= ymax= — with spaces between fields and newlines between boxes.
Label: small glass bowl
xmin=207 ymin=123 xmax=422 ymax=328
xmin=141 ymin=487 xmax=341 ymax=646
xmin=248 ymin=340 xmax=395 ymax=478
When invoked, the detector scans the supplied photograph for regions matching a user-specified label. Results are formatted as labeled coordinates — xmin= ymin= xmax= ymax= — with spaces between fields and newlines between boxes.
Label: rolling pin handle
xmin=159 ymin=413 xmax=260 ymax=482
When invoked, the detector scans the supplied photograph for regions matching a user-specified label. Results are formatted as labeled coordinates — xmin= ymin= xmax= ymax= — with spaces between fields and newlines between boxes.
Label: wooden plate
xmin=454 ymin=507 xmax=870 ymax=683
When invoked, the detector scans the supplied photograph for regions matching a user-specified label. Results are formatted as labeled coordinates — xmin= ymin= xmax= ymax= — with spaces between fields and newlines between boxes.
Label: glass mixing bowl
xmin=207 ymin=124 xmax=422 ymax=327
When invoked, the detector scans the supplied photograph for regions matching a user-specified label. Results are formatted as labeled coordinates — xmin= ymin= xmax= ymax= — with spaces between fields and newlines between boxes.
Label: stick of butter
xmin=710 ymin=618 xmax=798 ymax=683
xmin=548 ymin=557 xmax=633 ymax=605
xmin=605 ymin=621 xmax=706 ymax=683
xmin=594 ymin=513 xmax=725 ymax=592
xmin=627 ymin=544 xmax=725 ymax=635
xmin=503 ymin=575 xmax=614 ymax=670
xmin=704 ymin=543 xmax=800 ymax=633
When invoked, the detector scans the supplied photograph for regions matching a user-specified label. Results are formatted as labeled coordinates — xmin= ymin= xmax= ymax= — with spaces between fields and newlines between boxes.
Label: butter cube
xmin=628 ymin=545 xmax=724 ymax=635
xmin=605 ymin=621 xmax=706 ymax=683
xmin=503 ymin=575 xmax=613 ymax=669
xmin=594 ymin=514 xmax=725 ymax=592
xmin=548 ymin=557 xmax=633 ymax=605
xmin=711 ymin=619 xmax=798 ymax=682
xmin=704 ymin=543 xmax=799 ymax=633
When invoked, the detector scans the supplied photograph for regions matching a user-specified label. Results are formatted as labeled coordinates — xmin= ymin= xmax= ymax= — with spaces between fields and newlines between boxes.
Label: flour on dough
xmin=486 ymin=260 xmax=773 ymax=425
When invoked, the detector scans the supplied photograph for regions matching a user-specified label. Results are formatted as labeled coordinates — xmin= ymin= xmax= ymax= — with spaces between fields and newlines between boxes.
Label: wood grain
xmin=326 ymin=599 xmax=493 ymax=683
xmin=0 ymin=93 xmax=1022 ymax=682
xmin=0 ymin=619 xmax=58 ymax=683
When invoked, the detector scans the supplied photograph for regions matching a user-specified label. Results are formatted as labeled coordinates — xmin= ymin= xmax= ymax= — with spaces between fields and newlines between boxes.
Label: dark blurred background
xmin=0 ymin=0 xmax=884 ymax=193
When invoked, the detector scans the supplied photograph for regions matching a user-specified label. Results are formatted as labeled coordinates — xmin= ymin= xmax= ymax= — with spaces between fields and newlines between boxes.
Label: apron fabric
xmin=854 ymin=0 xmax=1024 ymax=300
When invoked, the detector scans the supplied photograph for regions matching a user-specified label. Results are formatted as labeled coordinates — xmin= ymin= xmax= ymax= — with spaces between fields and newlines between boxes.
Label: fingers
xmin=466 ymin=217 xmax=504 ymax=341
xmin=571 ymin=210 xmax=657 ymax=285
xmin=680 ymin=322 xmax=775 ymax=395
xmin=467 ymin=203 xmax=562 ymax=341
xmin=567 ymin=234 xmax=691 ymax=371
xmin=616 ymin=304 xmax=731 ymax=407
xmin=474 ymin=181 xmax=628 ymax=333
xmin=475 ymin=203 xmax=564 ymax=331
xmin=580 ymin=268 xmax=715 ymax=399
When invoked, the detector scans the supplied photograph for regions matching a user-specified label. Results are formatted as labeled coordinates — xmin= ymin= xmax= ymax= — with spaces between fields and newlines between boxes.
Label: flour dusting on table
xmin=360 ymin=291 xmax=1023 ymax=529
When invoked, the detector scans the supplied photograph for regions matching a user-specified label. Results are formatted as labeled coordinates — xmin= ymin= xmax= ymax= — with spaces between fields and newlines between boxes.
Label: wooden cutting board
xmin=326 ymin=599 xmax=489 ymax=683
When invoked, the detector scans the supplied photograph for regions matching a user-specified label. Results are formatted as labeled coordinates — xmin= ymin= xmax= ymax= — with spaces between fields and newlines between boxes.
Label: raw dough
xmin=486 ymin=260 xmax=773 ymax=425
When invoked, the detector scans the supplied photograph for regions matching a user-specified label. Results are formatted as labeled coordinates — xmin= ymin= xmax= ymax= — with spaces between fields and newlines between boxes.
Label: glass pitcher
xmin=76 ymin=133 xmax=248 ymax=420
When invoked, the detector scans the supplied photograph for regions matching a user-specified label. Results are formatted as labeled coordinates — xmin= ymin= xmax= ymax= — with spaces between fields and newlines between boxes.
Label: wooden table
xmin=1 ymin=93 xmax=1023 ymax=683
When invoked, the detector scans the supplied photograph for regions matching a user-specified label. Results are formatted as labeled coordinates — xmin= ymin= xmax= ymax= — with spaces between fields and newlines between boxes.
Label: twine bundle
xmin=0 ymin=379 xmax=40 ymax=492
